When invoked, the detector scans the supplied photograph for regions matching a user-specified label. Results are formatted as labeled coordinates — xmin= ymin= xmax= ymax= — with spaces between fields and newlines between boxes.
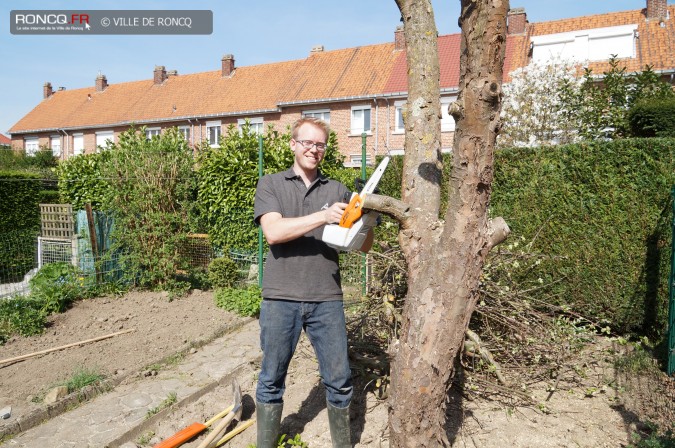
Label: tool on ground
xmin=196 ymin=380 xmax=242 ymax=448
xmin=214 ymin=418 xmax=256 ymax=447
xmin=152 ymin=404 xmax=234 ymax=448
xmin=0 ymin=329 xmax=135 ymax=367
xmin=322 ymin=156 xmax=390 ymax=252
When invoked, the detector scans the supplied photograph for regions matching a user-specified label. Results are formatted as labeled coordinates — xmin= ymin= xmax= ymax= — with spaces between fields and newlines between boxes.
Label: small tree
xmin=100 ymin=127 xmax=195 ymax=291
xmin=499 ymin=58 xmax=582 ymax=148
xmin=559 ymin=57 xmax=675 ymax=140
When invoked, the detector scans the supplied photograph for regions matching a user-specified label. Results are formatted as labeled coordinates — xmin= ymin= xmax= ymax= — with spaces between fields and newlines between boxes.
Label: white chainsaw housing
xmin=322 ymin=212 xmax=378 ymax=252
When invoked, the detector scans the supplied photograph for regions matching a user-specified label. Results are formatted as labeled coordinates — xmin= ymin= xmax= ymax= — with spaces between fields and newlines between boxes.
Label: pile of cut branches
xmin=346 ymin=238 xmax=602 ymax=405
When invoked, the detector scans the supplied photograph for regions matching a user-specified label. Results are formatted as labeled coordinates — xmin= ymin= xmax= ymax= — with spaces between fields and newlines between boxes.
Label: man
xmin=254 ymin=117 xmax=372 ymax=447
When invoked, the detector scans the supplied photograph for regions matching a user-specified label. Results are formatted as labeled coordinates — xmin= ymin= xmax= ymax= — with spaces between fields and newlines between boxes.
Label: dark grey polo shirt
xmin=254 ymin=167 xmax=349 ymax=302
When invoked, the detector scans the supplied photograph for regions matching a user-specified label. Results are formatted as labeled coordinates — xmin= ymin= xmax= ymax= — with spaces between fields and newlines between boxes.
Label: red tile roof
xmin=508 ymin=5 xmax=675 ymax=75
xmin=0 ymin=134 xmax=10 ymax=145
xmin=10 ymin=5 xmax=675 ymax=135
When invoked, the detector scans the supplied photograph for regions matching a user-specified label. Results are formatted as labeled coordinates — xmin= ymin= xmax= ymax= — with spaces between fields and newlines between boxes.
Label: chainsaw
xmin=322 ymin=156 xmax=389 ymax=252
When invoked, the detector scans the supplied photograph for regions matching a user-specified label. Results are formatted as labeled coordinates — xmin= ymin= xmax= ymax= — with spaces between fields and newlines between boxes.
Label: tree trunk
xmin=388 ymin=1 xmax=509 ymax=446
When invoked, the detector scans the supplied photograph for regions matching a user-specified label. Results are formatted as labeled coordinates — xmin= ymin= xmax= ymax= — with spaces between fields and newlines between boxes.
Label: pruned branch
xmin=363 ymin=194 xmax=411 ymax=229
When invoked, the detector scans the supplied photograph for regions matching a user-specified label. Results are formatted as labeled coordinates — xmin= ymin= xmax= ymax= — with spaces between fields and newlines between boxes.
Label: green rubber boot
xmin=326 ymin=402 xmax=351 ymax=448
xmin=256 ymin=402 xmax=283 ymax=448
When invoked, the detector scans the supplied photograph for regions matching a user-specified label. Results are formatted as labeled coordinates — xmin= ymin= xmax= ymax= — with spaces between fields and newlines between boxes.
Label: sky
xmin=0 ymin=0 xmax=671 ymax=136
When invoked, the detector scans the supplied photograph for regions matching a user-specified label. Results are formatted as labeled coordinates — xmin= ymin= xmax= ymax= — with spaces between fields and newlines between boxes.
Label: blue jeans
xmin=256 ymin=299 xmax=353 ymax=409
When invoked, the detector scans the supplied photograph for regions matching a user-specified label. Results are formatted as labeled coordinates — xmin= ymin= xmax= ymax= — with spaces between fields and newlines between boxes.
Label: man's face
xmin=291 ymin=123 xmax=327 ymax=172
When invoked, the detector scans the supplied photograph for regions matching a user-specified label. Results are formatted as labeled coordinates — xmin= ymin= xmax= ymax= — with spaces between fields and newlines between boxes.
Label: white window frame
xmin=347 ymin=153 xmax=373 ymax=168
xmin=394 ymin=100 xmax=406 ymax=134
xmin=50 ymin=135 xmax=61 ymax=157
xmin=237 ymin=117 xmax=264 ymax=135
xmin=351 ymin=105 xmax=372 ymax=135
xmin=95 ymin=130 xmax=114 ymax=151
xmin=206 ymin=120 xmax=221 ymax=147
xmin=73 ymin=133 xmax=84 ymax=156
xmin=145 ymin=127 xmax=161 ymax=140
xmin=441 ymin=96 xmax=457 ymax=132
xmin=25 ymin=137 xmax=39 ymax=156
xmin=302 ymin=109 xmax=331 ymax=123
xmin=178 ymin=125 xmax=190 ymax=143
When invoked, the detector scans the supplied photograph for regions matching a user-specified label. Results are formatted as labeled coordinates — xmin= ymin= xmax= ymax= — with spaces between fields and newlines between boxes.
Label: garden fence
xmin=0 ymin=208 xmax=370 ymax=300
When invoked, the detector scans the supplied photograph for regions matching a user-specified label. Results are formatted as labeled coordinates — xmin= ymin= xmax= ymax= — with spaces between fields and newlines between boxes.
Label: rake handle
xmin=196 ymin=410 xmax=237 ymax=448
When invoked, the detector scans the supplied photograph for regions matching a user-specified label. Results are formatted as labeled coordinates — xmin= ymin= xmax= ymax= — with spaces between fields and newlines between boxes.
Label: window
xmin=351 ymin=105 xmax=371 ymax=135
xmin=95 ymin=130 xmax=114 ymax=151
xmin=73 ymin=134 xmax=84 ymax=156
xmin=50 ymin=136 xmax=61 ymax=157
xmin=441 ymin=97 xmax=457 ymax=132
xmin=302 ymin=109 xmax=331 ymax=123
xmin=178 ymin=126 xmax=190 ymax=142
xmin=146 ymin=128 xmax=161 ymax=139
xmin=25 ymin=137 xmax=39 ymax=156
xmin=206 ymin=121 xmax=221 ymax=147
xmin=394 ymin=101 xmax=406 ymax=133
xmin=348 ymin=153 xmax=373 ymax=167
xmin=237 ymin=117 xmax=264 ymax=135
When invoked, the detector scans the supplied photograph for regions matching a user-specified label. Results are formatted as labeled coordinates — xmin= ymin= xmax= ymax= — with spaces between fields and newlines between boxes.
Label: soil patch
xmin=0 ymin=290 xmax=237 ymax=427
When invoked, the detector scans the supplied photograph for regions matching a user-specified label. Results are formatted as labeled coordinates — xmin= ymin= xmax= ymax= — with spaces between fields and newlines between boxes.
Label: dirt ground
xmin=0 ymin=290 xmax=242 ymax=428
xmin=1 ymin=289 xmax=673 ymax=447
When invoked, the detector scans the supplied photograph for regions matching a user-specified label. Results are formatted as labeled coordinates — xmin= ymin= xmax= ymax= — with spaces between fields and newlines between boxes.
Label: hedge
xmin=491 ymin=138 xmax=675 ymax=337
xmin=0 ymin=170 xmax=41 ymax=233
xmin=629 ymin=98 xmax=675 ymax=138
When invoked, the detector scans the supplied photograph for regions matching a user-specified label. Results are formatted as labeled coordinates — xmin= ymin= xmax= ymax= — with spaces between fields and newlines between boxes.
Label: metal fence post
xmin=668 ymin=186 xmax=675 ymax=376
xmin=258 ymin=135 xmax=264 ymax=288
xmin=361 ymin=132 xmax=367 ymax=296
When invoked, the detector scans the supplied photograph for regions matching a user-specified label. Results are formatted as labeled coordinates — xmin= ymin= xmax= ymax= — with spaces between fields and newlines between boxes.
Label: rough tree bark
xmin=371 ymin=0 xmax=511 ymax=446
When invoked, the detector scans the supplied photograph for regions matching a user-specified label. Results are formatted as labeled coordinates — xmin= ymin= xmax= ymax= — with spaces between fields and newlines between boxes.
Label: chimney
xmin=43 ymin=82 xmax=53 ymax=99
xmin=646 ymin=0 xmax=668 ymax=20
xmin=221 ymin=54 xmax=235 ymax=77
xmin=507 ymin=7 xmax=527 ymax=35
xmin=95 ymin=73 xmax=108 ymax=92
xmin=310 ymin=45 xmax=324 ymax=54
xmin=154 ymin=65 xmax=167 ymax=84
xmin=394 ymin=25 xmax=405 ymax=51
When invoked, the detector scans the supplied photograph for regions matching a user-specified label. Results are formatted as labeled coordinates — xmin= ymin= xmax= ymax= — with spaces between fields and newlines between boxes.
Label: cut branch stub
xmin=487 ymin=216 xmax=510 ymax=250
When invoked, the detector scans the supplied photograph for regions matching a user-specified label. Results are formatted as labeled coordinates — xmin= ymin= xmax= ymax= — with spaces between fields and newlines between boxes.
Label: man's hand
xmin=324 ymin=202 xmax=347 ymax=225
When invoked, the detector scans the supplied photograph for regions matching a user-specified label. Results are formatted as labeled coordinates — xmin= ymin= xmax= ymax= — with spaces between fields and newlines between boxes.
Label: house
xmin=8 ymin=0 xmax=674 ymax=164
xmin=0 ymin=133 xmax=10 ymax=149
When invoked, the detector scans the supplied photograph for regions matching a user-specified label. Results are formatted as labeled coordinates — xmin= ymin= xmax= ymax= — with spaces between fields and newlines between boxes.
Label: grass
xmin=61 ymin=367 xmax=105 ymax=393
xmin=137 ymin=431 xmax=156 ymax=446
xmin=614 ymin=339 xmax=661 ymax=375
xmin=144 ymin=352 xmax=185 ymax=372
xmin=146 ymin=392 xmax=177 ymax=419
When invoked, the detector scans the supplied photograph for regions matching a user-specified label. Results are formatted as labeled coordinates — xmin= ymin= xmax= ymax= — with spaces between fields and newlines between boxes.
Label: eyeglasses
xmin=294 ymin=139 xmax=327 ymax=152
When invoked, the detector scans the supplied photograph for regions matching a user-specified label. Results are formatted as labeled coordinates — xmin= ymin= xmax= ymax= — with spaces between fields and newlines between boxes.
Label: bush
xmin=0 ymin=297 xmax=47 ymax=341
xmin=196 ymin=123 xmax=352 ymax=252
xmin=208 ymin=256 xmax=240 ymax=289
xmin=98 ymin=127 xmax=195 ymax=291
xmin=214 ymin=285 xmax=262 ymax=317
xmin=629 ymin=98 xmax=675 ymax=138
xmin=491 ymin=138 xmax=675 ymax=338
xmin=29 ymin=262 xmax=90 ymax=313
xmin=56 ymin=151 xmax=111 ymax=210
